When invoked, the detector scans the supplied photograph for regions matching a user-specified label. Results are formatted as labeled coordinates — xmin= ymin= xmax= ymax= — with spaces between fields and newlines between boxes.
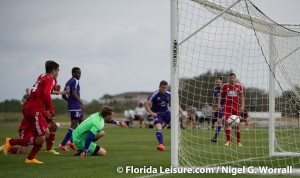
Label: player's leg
xmin=154 ymin=114 xmax=166 ymax=151
xmin=138 ymin=115 xmax=143 ymax=128
xmin=8 ymin=128 xmax=31 ymax=154
xmin=3 ymin=111 xmax=41 ymax=157
xmin=25 ymin=111 xmax=47 ymax=164
xmin=207 ymin=117 xmax=212 ymax=130
xmin=60 ymin=111 xmax=81 ymax=151
xmin=45 ymin=123 xmax=60 ymax=154
xmin=212 ymin=111 xmax=224 ymax=142
xmin=223 ymin=107 xmax=232 ymax=146
xmin=232 ymin=107 xmax=242 ymax=146
xmin=89 ymin=143 xmax=106 ymax=156
xmin=245 ymin=116 xmax=250 ymax=130
xmin=93 ymin=145 xmax=106 ymax=156
xmin=192 ymin=115 xmax=196 ymax=129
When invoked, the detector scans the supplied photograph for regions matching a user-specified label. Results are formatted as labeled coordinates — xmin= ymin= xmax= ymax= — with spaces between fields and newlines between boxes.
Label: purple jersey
xmin=148 ymin=90 xmax=171 ymax=113
xmin=214 ymin=86 xmax=225 ymax=106
xmin=65 ymin=78 xmax=81 ymax=110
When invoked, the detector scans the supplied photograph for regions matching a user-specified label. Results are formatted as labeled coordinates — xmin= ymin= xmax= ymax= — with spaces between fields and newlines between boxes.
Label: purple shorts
xmin=153 ymin=111 xmax=171 ymax=125
xmin=70 ymin=111 xmax=83 ymax=120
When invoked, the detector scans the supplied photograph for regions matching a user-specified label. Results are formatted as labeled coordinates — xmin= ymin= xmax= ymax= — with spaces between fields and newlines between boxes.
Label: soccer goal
xmin=171 ymin=0 xmax=300 ymax=174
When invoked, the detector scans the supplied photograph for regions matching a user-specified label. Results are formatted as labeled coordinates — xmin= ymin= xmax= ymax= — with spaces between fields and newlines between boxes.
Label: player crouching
xmin=72 ymin=106 xmax=126 ymax=157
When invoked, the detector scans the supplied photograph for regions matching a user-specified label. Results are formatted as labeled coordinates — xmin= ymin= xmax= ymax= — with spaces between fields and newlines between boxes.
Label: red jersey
xmin=221 ymin=83 xmax=243 ymax=106
xmin=37 ymin=73 xmax=57 ymax=93
xmin=27 ymin=74 xmax=56 ymax=116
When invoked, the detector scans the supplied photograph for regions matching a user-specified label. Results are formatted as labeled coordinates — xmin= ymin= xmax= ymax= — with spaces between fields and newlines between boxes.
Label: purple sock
xmin=61 ymin=128 xmax=74 ymax=146
xmin=156 ymin=130 xmax=164 ymax=145
xmin=213 ymin=124 xmax=222 ymax=139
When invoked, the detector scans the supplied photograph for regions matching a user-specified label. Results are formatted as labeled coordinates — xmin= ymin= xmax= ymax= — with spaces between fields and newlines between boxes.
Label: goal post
xmin=171 ymin=0 xmax=300 ymax=174
xmin=170 ymin=0 xmax=179 ymax=167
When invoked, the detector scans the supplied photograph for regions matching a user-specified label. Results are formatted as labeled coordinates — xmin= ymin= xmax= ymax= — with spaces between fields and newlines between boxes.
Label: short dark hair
xmin=215 ymin=75 xmax=222 ymax=80
xmin=229 ymin=73 xmax=236 ymax=77
xmin=101 ymin=106 xmax=114 ymax=117
xmin=45 ymin=60 xmax=59 ymax=73
xmin=159 ymin=80 xmax=168 ymax=87
xmin=72 ymin=67 xmax=80 ymax=74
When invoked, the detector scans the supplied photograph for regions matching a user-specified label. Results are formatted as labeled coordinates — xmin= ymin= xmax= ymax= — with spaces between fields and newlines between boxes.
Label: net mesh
xmin=177 ymin=0 xmax=300 ymax=169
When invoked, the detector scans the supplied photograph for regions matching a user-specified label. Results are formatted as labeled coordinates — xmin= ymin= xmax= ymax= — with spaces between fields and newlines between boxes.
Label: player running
xmin=145 ymin=80 xmax=185 ymax=151
xmin=218 ymin=73 xmax=244 ymax=147
xmin=72 ymin=106 xmax=126 ymax=157
xmin=59 ymin=67 xmax=84 ymax=151
xmin=2 ymin=61 xmax=60 ymax=164
xmin=3 ymin=84 xmax=66 ymax=155
xmin=211 ymin=75 xmax=225 ymax=142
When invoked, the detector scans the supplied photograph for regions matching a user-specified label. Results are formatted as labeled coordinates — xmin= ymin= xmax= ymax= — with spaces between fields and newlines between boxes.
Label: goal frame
xmin=170 ymin=0 xmax=300 ymax=168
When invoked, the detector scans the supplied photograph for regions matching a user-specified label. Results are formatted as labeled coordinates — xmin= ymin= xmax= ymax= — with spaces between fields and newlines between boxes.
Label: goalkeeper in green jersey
xmin=72 ymin=106 xmax=127 ymax=157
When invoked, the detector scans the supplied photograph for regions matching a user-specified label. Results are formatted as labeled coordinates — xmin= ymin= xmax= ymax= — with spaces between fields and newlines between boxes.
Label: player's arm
xmin=145 ymin=100 xmax=156 ymax=117
xmin=44 ymin=79 xmax=55 ymax=116
xmin=71 ymin=89 xmax=85 ymax=108
xmin=106 ymin=119 xmax=127 ymax=128
xmin=51 ymin=85 xmax=68 ymax=95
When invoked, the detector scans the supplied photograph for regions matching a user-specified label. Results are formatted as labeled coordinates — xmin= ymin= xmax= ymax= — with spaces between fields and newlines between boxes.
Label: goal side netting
xmin=171 ymin=0 xmax=300 ymax=174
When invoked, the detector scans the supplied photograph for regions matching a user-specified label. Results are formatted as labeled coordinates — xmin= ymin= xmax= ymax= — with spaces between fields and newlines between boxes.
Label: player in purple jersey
xmin=211 ymin=75 xmax=225 ymax=142
xmin=59 ymin=67 xmax=85 ymax=151
xmin=145 ymin=80 xmax=185 ymax=151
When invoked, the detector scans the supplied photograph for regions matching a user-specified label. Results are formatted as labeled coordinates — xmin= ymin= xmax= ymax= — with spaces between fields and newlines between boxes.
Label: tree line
xmin=1 ymin=70 xmax=299 ymax=117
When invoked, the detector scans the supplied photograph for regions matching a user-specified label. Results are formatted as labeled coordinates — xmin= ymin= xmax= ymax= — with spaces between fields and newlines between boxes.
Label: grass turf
xmin=0 ymin=124 xmax=298 ymax=178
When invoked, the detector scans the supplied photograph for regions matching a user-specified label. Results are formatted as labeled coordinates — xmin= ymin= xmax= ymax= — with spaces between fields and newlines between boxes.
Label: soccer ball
xmin=227 ymin=115 xmax=240 ymax=127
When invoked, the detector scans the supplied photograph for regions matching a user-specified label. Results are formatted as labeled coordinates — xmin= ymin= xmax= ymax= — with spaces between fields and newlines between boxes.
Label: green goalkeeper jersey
xmin=72 ymin=112 xmax=105 ymax=140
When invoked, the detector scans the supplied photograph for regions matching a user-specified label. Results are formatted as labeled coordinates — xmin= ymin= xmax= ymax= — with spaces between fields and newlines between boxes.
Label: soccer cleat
xmin=224 ymin=141 xmax=231 ymax=147
xmin=237 ymin=142 xmax=243 ymax=147
xmin=59 ymin=144 xmax=70 ymax=151
xmin=3 ymin=138 xmax=12 ymax=156
xmin=156 ymin=144 xmax=166 ymax=151
xmin=25 ymin=158 xmax=43 ymax=164
xmin=211 ymin=138 xmax=217 ymax=143
xmin=67 ymin=141 xmax=77 ymax=150
xmin=0 ymin=145 xmax=4 ymax=152
xmin=45 ymin=149 xmax=60 ymax=155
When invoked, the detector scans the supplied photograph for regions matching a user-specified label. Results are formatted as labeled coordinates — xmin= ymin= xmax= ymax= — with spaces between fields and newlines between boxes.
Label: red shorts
xmin=23 ymin=108 xmax=47 ymax=137
xmin=224 ymin=105 xmax=240 ymax=121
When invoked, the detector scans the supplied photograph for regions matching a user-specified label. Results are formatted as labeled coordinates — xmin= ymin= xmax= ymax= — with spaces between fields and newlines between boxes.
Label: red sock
xmin=46 ymin=132 xmax=56 ymax=151
xmin=27 ymin=144 xmax=42 ymax=160
xmin=225 ymin=127 xmax=231 ymax=142
xmin=10 ymin=147 xmax=20 ymax=154
xmin=9 ymin=137 xmax=35 ymax=146
xmin=235 ymin=129 xmax=241 ymax=143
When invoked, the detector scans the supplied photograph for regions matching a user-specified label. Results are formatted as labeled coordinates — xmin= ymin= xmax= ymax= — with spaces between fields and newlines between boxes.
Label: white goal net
xmin=171 ymin=0 xmax=300 ymax=174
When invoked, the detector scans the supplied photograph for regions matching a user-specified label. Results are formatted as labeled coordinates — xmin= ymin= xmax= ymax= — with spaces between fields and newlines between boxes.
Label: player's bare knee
xmin=45 ymin=129 xmax=50 ymax=138
xmin=36 ymin=136 xmax=46 ymax=145
xmin=97 ymin=147 xmax=106 ymax=156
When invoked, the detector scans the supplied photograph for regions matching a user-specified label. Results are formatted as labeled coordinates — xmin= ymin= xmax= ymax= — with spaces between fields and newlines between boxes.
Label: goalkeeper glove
xmin=110 ymin=120 xmax=127 ymax=128
xmin=116 ymin=121 xmax=127 ymax=128
xmin=80 ymin=149 xmax=88 ymax=157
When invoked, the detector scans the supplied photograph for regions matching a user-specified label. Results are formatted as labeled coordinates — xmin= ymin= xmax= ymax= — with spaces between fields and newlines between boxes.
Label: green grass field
xmin=0 ymin=123 xmax=298 ymax=178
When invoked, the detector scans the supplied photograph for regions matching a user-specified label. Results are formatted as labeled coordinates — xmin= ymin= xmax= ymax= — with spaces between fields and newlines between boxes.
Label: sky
xmin=0 ymin=0 xmax=299 ymax=102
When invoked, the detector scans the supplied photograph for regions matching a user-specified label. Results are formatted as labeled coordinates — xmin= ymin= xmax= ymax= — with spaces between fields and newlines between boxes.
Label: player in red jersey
xmin=218 ymin=73 xmax=244 ymax=147
xmin=2 ymin=60 xmax=60 ymax=164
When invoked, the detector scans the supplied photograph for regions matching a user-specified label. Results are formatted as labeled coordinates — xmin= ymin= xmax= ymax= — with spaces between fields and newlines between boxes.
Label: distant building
xmin=99 ymin=91 xmax=151 ymax=104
